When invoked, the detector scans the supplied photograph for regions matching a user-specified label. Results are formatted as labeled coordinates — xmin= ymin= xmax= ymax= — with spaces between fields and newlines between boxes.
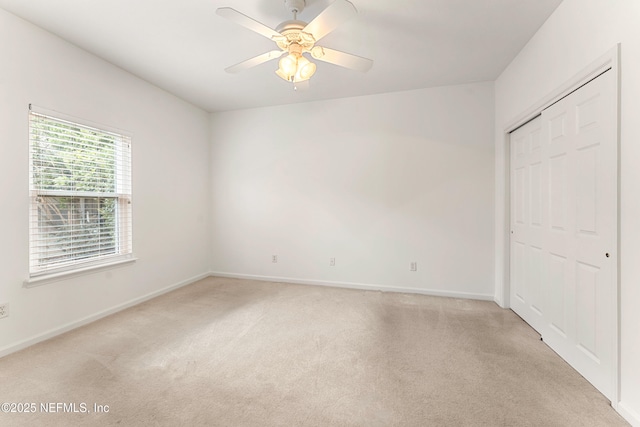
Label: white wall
xmin=210 ymin=82 xmax=495 ymax=299
xmin=494 ymin=0 xmax=640 ymax=423
xmin=0 ymin=9 xmax=211 ymax=354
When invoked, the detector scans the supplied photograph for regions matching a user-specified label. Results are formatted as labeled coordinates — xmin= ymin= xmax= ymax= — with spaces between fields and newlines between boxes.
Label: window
xmin=28 ymin=106 xmax=132 ymax=278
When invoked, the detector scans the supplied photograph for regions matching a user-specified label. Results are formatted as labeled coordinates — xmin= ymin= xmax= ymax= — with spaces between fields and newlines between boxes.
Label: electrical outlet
xmin=410 ymin=262 xmax=417 ymax=272
xmin=330 ymin=257 xmax=335 ymax=266
xmin=272 ymin=255 xmax=278 ymax=263
xmin=0 ymin=303 xmax=8 ymax=319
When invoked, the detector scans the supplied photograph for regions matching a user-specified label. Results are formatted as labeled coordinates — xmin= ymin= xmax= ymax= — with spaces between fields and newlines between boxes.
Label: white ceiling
xmin=0 ymin=0 xmax=563 ymax=112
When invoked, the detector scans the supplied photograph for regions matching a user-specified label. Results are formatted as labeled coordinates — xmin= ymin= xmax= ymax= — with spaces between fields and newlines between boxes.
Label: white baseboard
xmin=494 ymin=295 xmax=510 ymax=309
xmin=0 ymin=272 xmax=210 ymax=359
xmin=617 ymin=402 xmax=640 ymax=427
xmin=209 ymin=271 xmax=495 ymax=301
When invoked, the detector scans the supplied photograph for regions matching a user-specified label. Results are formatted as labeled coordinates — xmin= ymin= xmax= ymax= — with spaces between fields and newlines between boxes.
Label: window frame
xmin=26 ymin=105 xmax=134 ymax=285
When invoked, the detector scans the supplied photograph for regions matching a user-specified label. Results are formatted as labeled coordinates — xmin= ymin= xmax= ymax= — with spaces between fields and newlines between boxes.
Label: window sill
xmin=24 ymin=257 xmax=137 ymax=288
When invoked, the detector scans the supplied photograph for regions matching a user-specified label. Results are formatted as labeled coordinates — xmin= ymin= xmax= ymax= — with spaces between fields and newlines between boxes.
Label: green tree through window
xmin=29 ymin=109 xmax=132 ymax=276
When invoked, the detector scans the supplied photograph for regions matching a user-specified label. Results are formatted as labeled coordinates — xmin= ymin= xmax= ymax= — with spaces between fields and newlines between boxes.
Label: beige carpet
xmin=0 ymin=277 xmax=629 ymax=426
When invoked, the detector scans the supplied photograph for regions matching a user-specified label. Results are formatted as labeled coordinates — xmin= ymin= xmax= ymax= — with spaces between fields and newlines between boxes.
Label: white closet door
xmin=510 ymin=116 xmax=546 ymax=334
xmin=510 ymin=70 xmax=616 ymax=400
xmin=541 ymin=70 xmax=616 ymax=400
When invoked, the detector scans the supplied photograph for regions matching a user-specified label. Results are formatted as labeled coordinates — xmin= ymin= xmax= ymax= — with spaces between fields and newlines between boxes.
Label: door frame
xmin=499 ymin=44 xmax=621 ymax=407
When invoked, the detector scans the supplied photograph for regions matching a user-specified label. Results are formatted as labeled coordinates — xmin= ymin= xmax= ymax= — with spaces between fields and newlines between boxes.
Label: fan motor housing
xmin=275 ymin=20 xmax=307 ymax=34
xmin=275 ymin=20 xmax=315 ymax=51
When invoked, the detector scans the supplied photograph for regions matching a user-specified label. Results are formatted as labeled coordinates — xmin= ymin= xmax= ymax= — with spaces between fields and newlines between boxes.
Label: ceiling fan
xmin=216 ymin=0 xmax=373 ymax=88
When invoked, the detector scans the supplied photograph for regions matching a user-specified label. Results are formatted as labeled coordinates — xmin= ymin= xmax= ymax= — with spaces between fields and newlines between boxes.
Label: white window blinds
xmin=28 ymin=107 xmax=133 ymax=277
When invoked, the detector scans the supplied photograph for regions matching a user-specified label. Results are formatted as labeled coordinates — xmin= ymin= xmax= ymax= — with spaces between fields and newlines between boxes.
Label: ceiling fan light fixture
xmin=295 ymin=56 xmax=316 ymax=81
xmin=275 ymin=53 xmax=316 ymax=83
xmin=218 ymin=0 xmax=374 ymax=87
xmin=275 ymin=68 xmax=292 ymax=81
xmin=278 ymin=54 xmax=298 ymax=76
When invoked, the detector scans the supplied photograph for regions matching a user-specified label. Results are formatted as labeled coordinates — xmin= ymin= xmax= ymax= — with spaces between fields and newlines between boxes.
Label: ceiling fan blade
xmin=303 ymin=0 xmax=357 ymax=42
xmin=216 ymin=7 xmax=282 ymax=40
xmin=310 ymin=47 xmax=373 ymax=72
xmin=225 ymin=50 xmax=286 ymax=73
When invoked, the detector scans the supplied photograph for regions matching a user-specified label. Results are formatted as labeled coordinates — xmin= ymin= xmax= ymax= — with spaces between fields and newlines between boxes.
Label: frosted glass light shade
xmin=295 ymin=57 xmax=316 ymax=81
xmin=276 ymin=68 xmax=292 ymax=81
xmin=278 ymin=54 xmax=298 ymax=77
xmin=275 ymin=52 xmax=317 ymax=83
